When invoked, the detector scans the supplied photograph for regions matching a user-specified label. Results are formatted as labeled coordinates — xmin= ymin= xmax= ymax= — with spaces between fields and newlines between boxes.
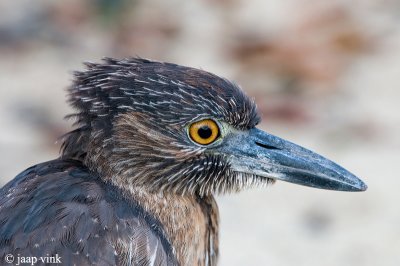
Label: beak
xmin=220 ymin=128 xmax=367 ymax=191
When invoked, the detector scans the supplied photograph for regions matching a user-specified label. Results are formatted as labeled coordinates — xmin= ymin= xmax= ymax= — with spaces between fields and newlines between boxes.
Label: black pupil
xmin=198 ymin=126 xmax=212 ymax=139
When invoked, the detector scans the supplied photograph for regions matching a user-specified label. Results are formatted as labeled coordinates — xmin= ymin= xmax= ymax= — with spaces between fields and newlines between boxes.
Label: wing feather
xmin=0 ymin=159 xmax=177 ymax=266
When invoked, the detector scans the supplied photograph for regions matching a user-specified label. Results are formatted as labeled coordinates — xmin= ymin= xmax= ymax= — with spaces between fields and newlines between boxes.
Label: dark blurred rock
xmin=228 ymin=4 xmax=374 ymax=94
xmin=302 ymin=207 xmax=333 ymax=236
xmin=253 ymin=93 xmax=313 ymax=124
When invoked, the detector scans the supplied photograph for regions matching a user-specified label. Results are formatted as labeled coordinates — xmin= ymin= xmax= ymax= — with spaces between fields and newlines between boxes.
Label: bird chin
xmin=231 ymin=170 xmax=276 ymax=192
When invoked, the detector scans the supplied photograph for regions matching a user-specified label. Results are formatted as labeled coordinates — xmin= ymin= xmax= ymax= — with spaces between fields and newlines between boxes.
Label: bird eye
xmin=189 ymin=119 xmax=220 ymax=145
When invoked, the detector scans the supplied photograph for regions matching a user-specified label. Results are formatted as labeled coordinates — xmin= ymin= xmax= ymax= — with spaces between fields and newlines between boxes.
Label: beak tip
xmin=358 ymin=181 xmax=368 ymax=192
xmin=347 ymin=177 xmax=367 ymax=192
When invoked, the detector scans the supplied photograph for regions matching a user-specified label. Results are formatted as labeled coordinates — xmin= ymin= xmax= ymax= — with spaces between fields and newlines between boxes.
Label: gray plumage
xmin=0 ymin=57 xmax=366 ymax=266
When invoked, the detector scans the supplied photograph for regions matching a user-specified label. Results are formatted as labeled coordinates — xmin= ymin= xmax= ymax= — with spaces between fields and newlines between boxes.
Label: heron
xmin=0 ymin=58 xmax=366 ymax=265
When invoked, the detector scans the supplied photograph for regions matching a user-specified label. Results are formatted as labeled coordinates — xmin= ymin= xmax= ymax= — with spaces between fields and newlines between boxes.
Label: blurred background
xmin=0 ymin=0 xmax=399 ymax=265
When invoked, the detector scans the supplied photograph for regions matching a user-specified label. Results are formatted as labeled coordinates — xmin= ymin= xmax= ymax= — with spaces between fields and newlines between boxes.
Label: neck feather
xmin=123 ymin=187 xmax=219 ymax=266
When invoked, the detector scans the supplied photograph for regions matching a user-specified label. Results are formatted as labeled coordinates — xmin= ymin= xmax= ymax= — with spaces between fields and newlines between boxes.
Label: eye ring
xmin=188 ymin=119 xmax=220 ymax=145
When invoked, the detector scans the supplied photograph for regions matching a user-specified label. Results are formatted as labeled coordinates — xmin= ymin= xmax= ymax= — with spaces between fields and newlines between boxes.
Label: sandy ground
xmin=0 ymin=1 xmax=399 ymax=265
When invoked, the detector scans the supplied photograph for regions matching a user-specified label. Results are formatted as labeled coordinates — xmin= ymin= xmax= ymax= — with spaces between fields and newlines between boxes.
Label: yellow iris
xmin=189 ymin=119 xmax=220 ymax=145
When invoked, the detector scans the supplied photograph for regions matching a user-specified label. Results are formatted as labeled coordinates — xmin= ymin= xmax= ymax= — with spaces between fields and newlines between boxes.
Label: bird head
xmin=62 ymin=58 xmax=367 ymax=196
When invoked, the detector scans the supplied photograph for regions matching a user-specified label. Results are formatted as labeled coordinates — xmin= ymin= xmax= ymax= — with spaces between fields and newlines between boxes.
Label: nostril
xmin=255 ymin=141 xmax=280 ymax=150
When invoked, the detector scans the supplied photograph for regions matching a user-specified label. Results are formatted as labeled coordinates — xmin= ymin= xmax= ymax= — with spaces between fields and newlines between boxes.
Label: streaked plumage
xmin=0 ymin=58 xmax=366 ymax=266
